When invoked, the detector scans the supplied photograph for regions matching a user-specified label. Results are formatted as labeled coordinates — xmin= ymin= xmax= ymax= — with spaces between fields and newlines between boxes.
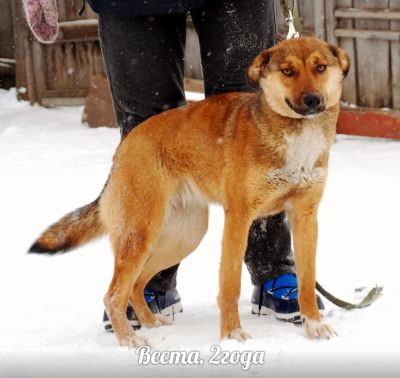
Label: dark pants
xmin=98 ymin=0 xmax=295 ymax=291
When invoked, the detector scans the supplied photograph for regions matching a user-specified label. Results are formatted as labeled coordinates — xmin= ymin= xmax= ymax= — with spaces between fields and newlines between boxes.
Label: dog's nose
xmin=303 ymin=93 xmax=322 ymax=110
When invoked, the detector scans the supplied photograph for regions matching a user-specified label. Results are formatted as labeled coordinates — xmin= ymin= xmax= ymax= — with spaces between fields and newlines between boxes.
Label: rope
xmin=279 ymin=0 xmax=300 ymax=39
xmin=316 ymin=281 xmax=383 ymax=310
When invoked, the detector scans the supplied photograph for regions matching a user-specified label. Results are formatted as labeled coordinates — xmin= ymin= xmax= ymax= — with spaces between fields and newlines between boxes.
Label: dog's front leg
xmin=288 ymin=196 xmax=336 ymax=339
xmin=218 ymin=208 xmax=253 ymax=342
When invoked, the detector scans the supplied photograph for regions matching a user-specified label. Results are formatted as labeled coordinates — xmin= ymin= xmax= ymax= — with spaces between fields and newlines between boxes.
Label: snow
xmin=0 ymin=88 xmax=399 ymax=378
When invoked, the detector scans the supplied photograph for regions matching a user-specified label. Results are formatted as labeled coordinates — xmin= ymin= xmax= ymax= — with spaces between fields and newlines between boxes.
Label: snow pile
xmin=0 ymin=88 xmax=399 ymax=377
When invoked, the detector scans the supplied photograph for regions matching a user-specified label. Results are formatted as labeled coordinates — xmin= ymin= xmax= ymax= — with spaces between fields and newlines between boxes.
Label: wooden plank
xmin=47 ymin=43 xmax=66 ymax=90
xmin=390 ymin=0 xmax=400 ymax=109
xmin=65 ymin=42 xmax=76 ymax=89
xmin=298 ymin=0 xmax=315 ymax=31
xmin=335 ymin=7 xmax=400 ymax=19
xmin=56 ymin=36 xmax=99 ymax=43
xmin=44 ymin=88 xmax=88 ymax=97
xmin=325 ymin=0 xmax=338 ymax=44
xmin=0 ymin=58 xmax=16 ymax=64
xmin=337 ymin=108 xmax=400 ymax=139
xmin=0 ymin=0 xmax=15 ymax=59
xmin=336 ymin=0 xmax=358 ymax=106
xmin=0 ymin=58 xmax=15 ymax=75
xmin=45 ymin=44 xmax=54 ymax=91
xmin=74 ymin=42 xmax=85 ymax=89
xmin=11 ymin=0 xmax=37 ymax=102
xmin=57 ymin=20 xmax=99 ymax=42
xmin=75 ymin=41 xmax=90 ymax=89
xmin=354 ymin=0 xmax=391 ymax=108
xmin=335 ymin=28 xmax=400 ymax=40
xmin=313 ymin=0 xmax=326 ymax=39
xmin=57 ymin=0 xmax=68 ymax=22
xmin=31 ymin=40 xmax=47 ymax=104
xmin=41 ymin=97 xmax=86 ymax=106
xmin=23 ymin=38 xmax=37 ymax=103
xmin=92 ymin=42 xmax=105 ymax=75
xmin=11 ymin=0 xmax=26 ymax=94
xmin=0 ymin=62 xmax=15 ymax=75
xmin=86 ymin=41 xmax=95 ymax=76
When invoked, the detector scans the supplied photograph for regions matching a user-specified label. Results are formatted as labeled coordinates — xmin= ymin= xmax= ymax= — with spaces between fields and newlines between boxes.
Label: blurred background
xmin=0 ymin=0 xmax=399 ymax=138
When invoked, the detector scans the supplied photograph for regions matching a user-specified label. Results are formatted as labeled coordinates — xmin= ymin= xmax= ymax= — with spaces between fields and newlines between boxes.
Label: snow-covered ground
xmin=0 ymin=88 xmax=399 ymax=378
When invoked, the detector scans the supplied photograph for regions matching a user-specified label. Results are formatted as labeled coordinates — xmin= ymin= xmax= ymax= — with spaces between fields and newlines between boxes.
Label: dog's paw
xmin=304 ymin=319 xmax=337 ymax=340
xmin=119 ymin=333 xmax=150 ymax=348
xmin=140 ymin=313 xmax=173 ymax=328
xmin=155 ymin=313 xmax=173 ymax=326
xmin=227 ymin=328 xmax=252 ymax=342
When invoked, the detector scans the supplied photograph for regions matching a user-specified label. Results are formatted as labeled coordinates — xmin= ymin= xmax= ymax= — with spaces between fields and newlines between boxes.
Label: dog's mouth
xmin=285 ymin=98 xmax=326 ymax=118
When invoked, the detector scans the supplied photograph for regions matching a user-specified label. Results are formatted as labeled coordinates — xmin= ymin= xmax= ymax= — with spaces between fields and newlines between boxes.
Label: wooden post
xmin=336 ymin=0 xmax=358 ymax=106
xmin=31 ymin=40 xmax=47 ymax=104
xmin=314 ymin=0 xmax=326 ymax=39
xmin=11 ymin=0 xmax=38 ymax=103
xmin=390 ymin=0 xmax=400 ymax=109
xmin=354 ymin=0 xmax=391 ymax=108
xmin=325 ymin=0 xmax=338 ymax=45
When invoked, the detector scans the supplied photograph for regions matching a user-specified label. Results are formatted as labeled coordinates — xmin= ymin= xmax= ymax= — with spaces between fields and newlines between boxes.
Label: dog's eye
xmin=281 ymin=68 xmax=294 ymax=77
xmin=316 ymin=64 xmax=327 ymax=73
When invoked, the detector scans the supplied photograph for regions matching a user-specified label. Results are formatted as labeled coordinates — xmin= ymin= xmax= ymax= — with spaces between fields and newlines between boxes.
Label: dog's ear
xmin=247 ymin=49 xmax=271 ymax=87
xmin=329 ymin=45 xmax=350 ymax=77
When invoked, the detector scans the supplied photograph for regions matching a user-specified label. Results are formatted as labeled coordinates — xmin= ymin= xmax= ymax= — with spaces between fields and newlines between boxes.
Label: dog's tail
xmin=28 ymin=198 xmax=105 ymax=254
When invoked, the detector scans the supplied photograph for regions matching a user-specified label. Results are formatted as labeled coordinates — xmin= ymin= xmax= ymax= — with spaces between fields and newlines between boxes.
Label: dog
xmin=29 ymin=37 xmax=349 ymax=348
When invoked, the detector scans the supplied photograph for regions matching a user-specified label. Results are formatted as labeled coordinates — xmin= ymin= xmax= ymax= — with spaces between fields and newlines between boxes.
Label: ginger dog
xmin=29 ymin=37 xmax=349 ymax=347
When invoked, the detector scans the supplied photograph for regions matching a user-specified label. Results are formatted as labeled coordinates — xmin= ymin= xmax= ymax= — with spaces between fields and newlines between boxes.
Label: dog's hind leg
xmin=101 ymin=180 xmax=171 ymax=347
xmin=104 ymin=225 xmax=165 ymax=347
xmin=130 ymin=202 xmax=209 ymax=328
xmin=104 ymin=233 xmax=151 ymax=347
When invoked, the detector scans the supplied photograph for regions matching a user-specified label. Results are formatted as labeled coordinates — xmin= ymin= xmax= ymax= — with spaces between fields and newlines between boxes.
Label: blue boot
xmin=103 ymin=287 xmax=183 ymax=332
xmin=251 ymin=273 xmax=324 ymax=323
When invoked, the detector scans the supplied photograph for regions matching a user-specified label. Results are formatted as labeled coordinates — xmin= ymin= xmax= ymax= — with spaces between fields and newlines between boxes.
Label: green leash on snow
xmin=316 ymin=282 xmax=383 ymax=310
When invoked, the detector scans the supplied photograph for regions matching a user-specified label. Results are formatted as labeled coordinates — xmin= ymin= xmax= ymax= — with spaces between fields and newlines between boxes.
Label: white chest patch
xmin=269 ymin=126 xmax=326 ymax=185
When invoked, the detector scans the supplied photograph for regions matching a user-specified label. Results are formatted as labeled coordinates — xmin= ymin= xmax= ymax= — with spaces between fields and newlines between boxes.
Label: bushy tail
xmin=28 ymin=198 xmax=105 ymax=254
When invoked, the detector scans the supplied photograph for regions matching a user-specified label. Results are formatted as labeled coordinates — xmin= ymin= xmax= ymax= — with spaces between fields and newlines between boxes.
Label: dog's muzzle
xmin=285 ymin=93 xmax=326 ymax=117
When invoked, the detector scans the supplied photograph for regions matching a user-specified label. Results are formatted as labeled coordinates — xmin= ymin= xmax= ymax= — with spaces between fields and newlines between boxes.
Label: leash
xmin=278 ymin=0 xmax=383 ymax=310
xmin=279 ymin=0 xmax=301 ymax=39
xmin=316 ymin=282 xmax=383 ymax=310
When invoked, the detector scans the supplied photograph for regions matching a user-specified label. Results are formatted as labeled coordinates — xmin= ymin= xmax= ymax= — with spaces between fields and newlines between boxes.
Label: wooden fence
xmin=0 ymin=0 xmax=15 ymax=88
xmin=1 ymin=0 xmax=400 ymax=112
xmin=9 ymin=0 xmax=104 ymax=105
xmin=321 ymin=0 xmax=400 ymax=110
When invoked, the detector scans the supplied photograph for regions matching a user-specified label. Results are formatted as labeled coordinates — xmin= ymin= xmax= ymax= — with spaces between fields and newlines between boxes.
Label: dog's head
xmin=247 ymin=37 xmax=349 ymax=119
